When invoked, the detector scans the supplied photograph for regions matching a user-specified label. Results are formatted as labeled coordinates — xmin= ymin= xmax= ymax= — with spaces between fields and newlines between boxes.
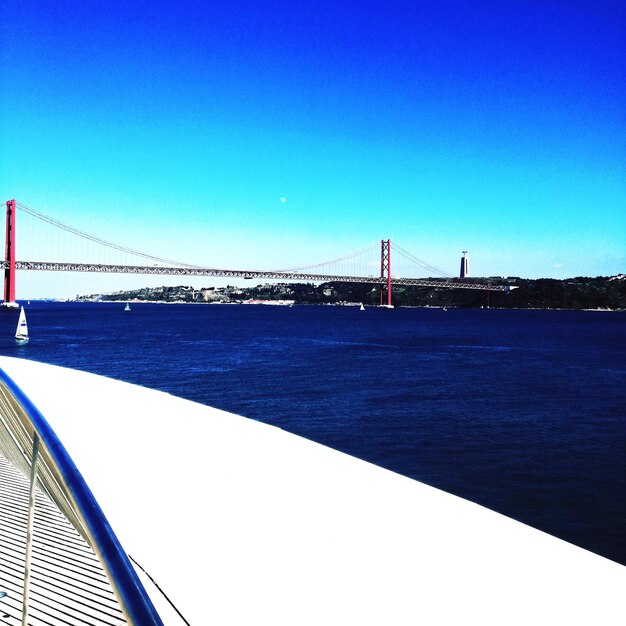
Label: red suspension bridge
xmin=2 ymin=199 xmax=512 ymax=307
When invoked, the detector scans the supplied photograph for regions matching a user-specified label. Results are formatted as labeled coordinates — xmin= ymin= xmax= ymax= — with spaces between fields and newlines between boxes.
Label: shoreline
xmin=14 ymin=299 xmax=625 ymax=312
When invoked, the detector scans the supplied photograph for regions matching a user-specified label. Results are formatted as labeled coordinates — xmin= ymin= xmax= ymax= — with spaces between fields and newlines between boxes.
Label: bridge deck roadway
xmin=8 ymin=261 xmax=509 ymax=291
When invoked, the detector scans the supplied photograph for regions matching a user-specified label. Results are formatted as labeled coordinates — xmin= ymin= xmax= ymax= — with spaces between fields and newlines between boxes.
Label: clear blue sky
xmin=1 ymin=1 xmax=624 ymax=297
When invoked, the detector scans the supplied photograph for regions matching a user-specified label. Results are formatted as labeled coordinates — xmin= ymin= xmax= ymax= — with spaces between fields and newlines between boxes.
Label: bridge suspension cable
xmin=15 ymin=201 xmax=199 ymax=268
xmin=391 ymin=241 xmax=454 ymax=278
xmin=273 ymin=242 xmax=380 ymax=274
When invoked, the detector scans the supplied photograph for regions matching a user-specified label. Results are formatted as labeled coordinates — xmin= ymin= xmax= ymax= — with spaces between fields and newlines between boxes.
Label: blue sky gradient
xmin=1 ymin=1 xmax=624 ymax=297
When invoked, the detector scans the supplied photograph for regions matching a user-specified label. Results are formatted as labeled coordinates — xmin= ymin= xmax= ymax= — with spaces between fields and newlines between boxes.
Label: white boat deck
xmin=0 ymin=356 xmax=624 ymax=625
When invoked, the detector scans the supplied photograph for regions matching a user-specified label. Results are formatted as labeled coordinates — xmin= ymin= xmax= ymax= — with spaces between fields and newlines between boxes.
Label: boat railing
xmin=0 ymin=367 xmax=164 ymax=626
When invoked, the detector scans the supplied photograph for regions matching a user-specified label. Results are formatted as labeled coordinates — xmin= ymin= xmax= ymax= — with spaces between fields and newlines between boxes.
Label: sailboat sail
xmin=15 ymin=307 xmax=29 ymax=343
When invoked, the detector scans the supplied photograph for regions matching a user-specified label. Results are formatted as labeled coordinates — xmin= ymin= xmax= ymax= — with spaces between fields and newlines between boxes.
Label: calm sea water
xmin=1 ymin=302 xmax=625 ymax=565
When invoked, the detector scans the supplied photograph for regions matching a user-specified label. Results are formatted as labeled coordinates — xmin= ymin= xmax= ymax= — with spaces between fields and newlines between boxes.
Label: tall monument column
xmin=459 ymin=250 xmax=468 ymax=279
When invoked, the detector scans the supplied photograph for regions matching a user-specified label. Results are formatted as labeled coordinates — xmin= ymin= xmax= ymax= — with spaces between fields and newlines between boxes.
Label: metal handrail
xmin=0 ymin=368 xmax=164 ymax=626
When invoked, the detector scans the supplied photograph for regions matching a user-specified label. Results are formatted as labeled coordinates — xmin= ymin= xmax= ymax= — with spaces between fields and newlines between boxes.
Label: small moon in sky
xmin=280 ymin=197 xmax=287 ymax=203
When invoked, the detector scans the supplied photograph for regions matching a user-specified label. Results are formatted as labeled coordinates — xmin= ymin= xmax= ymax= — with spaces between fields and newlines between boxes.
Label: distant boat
xmin=124 ymin=303 xmax=131 ymax=312
xmin=359 ymin=303 xmax=365 ymax=311
xmin=15 ymin=307 xmax=29 ymax=344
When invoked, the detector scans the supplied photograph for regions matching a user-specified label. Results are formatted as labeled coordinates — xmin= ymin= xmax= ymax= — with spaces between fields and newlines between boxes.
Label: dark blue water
xmin=1 ymin=302 xmax=625 ymax=565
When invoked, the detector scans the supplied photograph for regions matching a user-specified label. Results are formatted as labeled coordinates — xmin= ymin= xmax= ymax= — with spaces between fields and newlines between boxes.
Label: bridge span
xmin=5 ymin=260 xmax=510 ymax=292
xmin=3 ymin=199 xmax=513 ymax=304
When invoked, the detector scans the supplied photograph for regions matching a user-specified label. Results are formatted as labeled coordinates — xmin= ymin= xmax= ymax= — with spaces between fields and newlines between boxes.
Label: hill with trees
xmin=78 ymin=275 xmax=626 ymax=310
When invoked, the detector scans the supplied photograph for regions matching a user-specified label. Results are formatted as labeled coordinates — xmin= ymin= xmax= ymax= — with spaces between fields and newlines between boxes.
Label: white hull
xmin=1 ymin=358 xmax=624 ymax=626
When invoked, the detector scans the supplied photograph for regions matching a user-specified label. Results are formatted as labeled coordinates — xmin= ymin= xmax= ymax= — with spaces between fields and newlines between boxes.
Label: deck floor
xmin=0 ymin=453 xmax=126 ymax=626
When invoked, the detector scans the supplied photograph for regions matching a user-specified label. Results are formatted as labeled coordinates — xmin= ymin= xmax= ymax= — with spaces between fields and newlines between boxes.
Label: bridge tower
xmin=379 ymin=239 xmax=392 ymax=307
xmin=3 ymin=199 xmax=17 ymax=307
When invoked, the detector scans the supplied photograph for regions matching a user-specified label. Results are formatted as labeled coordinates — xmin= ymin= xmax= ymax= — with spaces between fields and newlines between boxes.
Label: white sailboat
xmin=359 ymin=303 xmax=365 ymax=311
xmin=124 ymin=302 xmax=131 ymax=312
xmin=15 ymin=307 xmax=29 ymax=344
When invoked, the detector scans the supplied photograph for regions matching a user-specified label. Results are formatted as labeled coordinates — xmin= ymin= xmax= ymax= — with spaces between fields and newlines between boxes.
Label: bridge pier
xmin=379 ymin=239 xmax=393 ymax=307
xmin=3 ymin=200 xmax=17 ymax=308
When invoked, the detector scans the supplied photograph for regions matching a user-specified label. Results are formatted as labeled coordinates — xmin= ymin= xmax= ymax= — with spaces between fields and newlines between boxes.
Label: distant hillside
xmin=77 ymin=275 xmax=626 ymax=310
xmin=388 ymin=276 xmax=626 ymax=310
